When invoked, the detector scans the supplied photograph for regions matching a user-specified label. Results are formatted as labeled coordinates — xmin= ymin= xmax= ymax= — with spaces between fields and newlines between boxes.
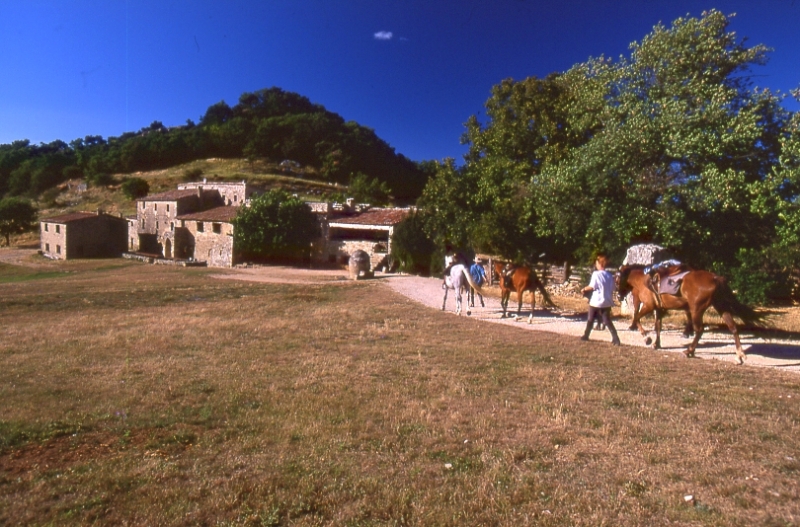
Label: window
xmin=170 ymin=222 xmax=174 ymax=231
xmin=55 ymin=225 xmax=60 ymax=234
xmin=212 ymin=223 xmax=221 ymax=234
xmin=142 ymin=202 xmax=145 ymax=210
xmin=156 ymin=221 xmax=159 ymax=230
xmin=155 ymin=203 xmax=158 ymax=211
xmin=44 ymin=224 xmax=49 ymax=232
xmin=166 ymin=204 xmax=170 ymax=212
xmin=197 ymin=221 xmax=204 ymax=232
xmin=56 ymin=245 xmax=61 ymax=254
xmin=45 ymin=243 xmax=50 ymax=252
xmin=234 ymin=195 xmax=238 ymax=202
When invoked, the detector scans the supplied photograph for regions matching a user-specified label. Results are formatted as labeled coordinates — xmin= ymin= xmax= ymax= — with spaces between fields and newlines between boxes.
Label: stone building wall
xmin=179 ymin=181 xmax=249 ymax=206
xmin=179 ymin=219 xmax=235 ymax=267
xmin=126 ymin=218 xmax=139 ymax=252
xmin=137 ymin=198 xmax=192 ymax=237
xmin=40 ymin=222 xmax=66 ymax=259
xmin=326 ymin=239 xmax=390 ymax=270
xmin=40 ymin=213 xmax=127 ymax=260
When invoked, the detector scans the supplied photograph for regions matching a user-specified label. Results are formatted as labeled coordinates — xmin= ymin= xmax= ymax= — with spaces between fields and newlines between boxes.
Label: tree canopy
xmin=232 ymin=189 xmax=319 ymax=263
xmin=420 ymin=10 xmax=799 ymax=301
xmin=0 ymin=197 xmax=37 ymax=246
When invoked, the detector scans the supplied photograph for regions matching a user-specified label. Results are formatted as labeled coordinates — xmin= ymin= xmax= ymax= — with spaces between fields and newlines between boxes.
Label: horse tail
xmin=533 ymin=277 xmax=557 ymax=308
xmin=461 ymin=267 xmax=483 ymax=292
xmin=711 ymin=275 xmax=766 ymax=328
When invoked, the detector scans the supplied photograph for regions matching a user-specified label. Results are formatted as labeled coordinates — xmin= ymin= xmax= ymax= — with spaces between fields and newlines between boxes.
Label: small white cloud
xmin=374 ymin=31 xmax=393 ymax=40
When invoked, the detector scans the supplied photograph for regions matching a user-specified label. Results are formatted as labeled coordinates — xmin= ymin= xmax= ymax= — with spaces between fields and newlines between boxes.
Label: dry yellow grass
xmin=1 ymin=257 xmax=799 ymax=526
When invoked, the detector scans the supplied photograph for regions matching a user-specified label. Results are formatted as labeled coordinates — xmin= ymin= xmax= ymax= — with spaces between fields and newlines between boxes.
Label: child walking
xmin=581 ymin=253 xmax=621 ymax=346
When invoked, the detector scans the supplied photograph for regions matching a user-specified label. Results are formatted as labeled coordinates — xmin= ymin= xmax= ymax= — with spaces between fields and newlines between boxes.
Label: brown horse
xmin=617 ymin=265 xmax=762 ymax=364
xmin=493 ymin=262 xmax=556 ymax=323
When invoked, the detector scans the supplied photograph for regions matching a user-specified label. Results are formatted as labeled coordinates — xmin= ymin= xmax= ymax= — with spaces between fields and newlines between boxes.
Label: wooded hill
xmin=0 ymin=87 xmax=430 ymax=203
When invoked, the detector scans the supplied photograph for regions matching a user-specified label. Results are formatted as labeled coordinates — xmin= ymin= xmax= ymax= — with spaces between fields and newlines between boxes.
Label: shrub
xmin=121 ymin=177 xmax=150 ymax=200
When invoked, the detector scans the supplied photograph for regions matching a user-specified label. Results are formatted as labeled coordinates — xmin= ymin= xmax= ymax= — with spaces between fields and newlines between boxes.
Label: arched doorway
xmin=164 ymin=239 xmax=172 ymax=259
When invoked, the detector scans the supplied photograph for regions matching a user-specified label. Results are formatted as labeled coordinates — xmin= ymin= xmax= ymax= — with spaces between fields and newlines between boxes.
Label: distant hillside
xmin=0 ymin=87 xmax=432 ymax=204
xmin=32 ymin=158 xmax=351 ymax=220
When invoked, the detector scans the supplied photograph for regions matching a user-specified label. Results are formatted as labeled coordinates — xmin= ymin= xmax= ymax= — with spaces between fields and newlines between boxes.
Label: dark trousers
xmin=583 ymin=306 xmax=620 ymax=344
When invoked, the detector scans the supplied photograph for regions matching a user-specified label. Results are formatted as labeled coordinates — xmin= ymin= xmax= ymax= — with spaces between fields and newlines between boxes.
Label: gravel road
xmin=380 ymin=272 xmax=800 ymax=372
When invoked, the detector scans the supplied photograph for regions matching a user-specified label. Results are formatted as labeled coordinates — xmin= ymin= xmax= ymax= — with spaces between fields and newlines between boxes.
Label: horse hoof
xmin=644 ymin=337 xmax=652 ymax=346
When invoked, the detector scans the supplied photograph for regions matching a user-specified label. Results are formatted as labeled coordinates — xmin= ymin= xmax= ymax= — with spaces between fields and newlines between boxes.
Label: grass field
xmin=1 ymin=256 xmax=799 ymax=526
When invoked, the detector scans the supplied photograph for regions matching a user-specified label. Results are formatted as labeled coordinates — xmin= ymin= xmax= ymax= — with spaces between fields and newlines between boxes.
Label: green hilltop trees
xmin=416 ymin=10 xmax=799 ymax=302
xmin=0 ymin=88 xmax=428 ymax=203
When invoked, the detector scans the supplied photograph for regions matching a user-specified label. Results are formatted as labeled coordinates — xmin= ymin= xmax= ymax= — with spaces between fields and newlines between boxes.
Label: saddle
xmin=499 ymin=264 xmax=518 ymax=286
xmin=647 ymin=262 xmax=690 ymax=304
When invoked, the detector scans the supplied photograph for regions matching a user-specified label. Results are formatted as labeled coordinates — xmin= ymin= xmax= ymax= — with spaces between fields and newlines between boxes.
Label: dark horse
xmin=617 ymin=265 xmax=762 ymax=364
xmin=493 ymin=262 xmax=556 ymax=322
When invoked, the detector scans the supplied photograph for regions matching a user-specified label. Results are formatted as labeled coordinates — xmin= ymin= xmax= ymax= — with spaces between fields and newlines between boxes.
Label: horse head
xmin=616 ymin=265 xmax=636 ymax=300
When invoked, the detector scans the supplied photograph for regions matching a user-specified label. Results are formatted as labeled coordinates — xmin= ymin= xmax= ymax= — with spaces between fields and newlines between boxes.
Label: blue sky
xmin=1 ymin=1 xmax=798 ymax=163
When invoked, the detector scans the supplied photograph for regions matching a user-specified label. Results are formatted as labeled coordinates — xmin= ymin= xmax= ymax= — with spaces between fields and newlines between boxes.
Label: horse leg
xmin=682 ymin=310 xmax=694 ymax=338
xmin=500 ymin=291 xmax=508 ymax=318
xmin=528 ymin=289 xmax=536 ymax=324
xmin=516 ymin=289 xmax=524 ymax=319
xmin=441 ymin=287 xmax=448 ymax=311
xmin=684 ymin=309 xmax=706 ymax=358
xmin=653 ymin=309 xmax=663 ymax=350
xmin=628 ymin=292 xmax=640 ymax=331
xmin=635 ymin=302 xmax=656 ymax=347
xmin=721 ymin=311 xmax=746 ymax=364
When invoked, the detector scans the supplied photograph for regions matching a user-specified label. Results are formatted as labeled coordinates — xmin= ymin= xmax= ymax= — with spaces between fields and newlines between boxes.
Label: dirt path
xmin=211 ymin=265 xmax=800 ymax=372
xmin=378 ymin=273 xmax=800 ymax=372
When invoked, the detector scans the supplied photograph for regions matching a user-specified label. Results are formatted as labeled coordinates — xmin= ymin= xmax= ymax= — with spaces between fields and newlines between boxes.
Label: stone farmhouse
xmin=310 ymin=200 xmax=410 ymax=271
xmin=127 ymin=180 xmax=250 ymax=264
xmin=40 ymin=211 xmax=127 ymax=260
xmin=40 ymin=180 xmax=411 ymax=271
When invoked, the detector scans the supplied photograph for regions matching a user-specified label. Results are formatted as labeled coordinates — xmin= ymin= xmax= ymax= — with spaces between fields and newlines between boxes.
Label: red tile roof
xmin=176 ymin=206 xmax=239 ymax=222
xmin=41 ymin=212 xmax=103 ymax=223
xmin=328 ymin=208 xmax=411 ymax=227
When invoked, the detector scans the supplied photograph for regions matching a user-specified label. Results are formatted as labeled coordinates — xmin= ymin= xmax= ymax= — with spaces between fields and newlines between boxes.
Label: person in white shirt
xmin=580 ymin=253 xmax=621 ymax=346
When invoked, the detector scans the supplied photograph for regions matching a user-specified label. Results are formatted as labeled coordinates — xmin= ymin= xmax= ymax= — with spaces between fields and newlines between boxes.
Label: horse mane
xmin=618 ymin=264 xmax=646 ymax=281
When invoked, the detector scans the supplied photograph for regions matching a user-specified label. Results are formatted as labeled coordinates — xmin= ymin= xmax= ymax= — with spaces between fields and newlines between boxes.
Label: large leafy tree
xmin=453 ymin=9 xmax=790 ymax=276
xmin=233 ymin=189 xmax=319 ymax=262
xmin=0 ymin=197 xmax=37 ymax=246
xmin=390 ymin=211 xmax=436 ymax=275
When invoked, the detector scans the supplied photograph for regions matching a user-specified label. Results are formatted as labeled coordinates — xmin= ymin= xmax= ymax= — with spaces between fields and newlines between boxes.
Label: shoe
xmin=580 ymin=336 xmax=589 ymax=341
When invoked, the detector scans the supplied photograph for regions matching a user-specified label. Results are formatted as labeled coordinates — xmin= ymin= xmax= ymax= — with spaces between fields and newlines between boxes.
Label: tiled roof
xmin=41 ymin=212 xmax=102 ymax=223
xmin=328 ymin=208 xmax=411 ymax=227
xmin=137 ymin=189 xmax=215 ymax=201
xmin=176 ymin=206 xmax=239 ymax=222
